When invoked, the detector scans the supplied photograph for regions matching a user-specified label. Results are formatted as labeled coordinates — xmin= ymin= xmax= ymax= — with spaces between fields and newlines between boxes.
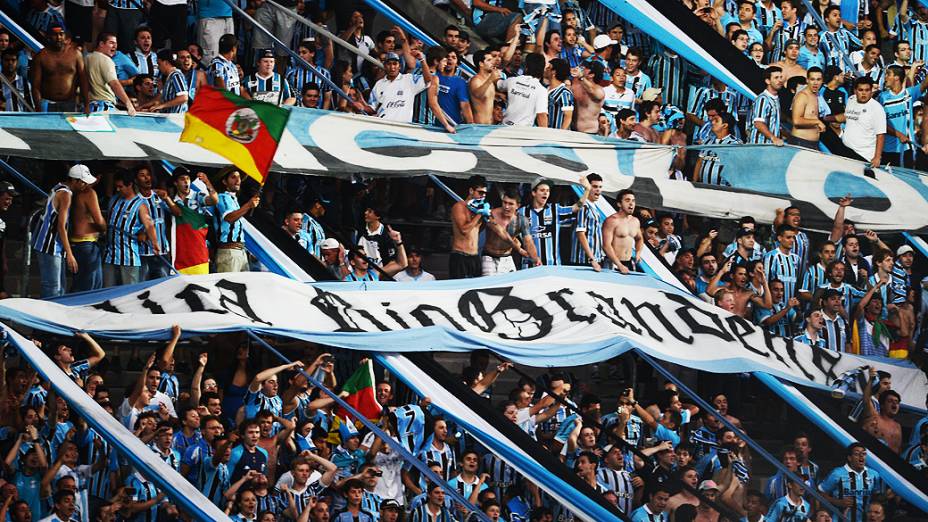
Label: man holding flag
xmin=179 ymin=82 xmax=292 ymax=272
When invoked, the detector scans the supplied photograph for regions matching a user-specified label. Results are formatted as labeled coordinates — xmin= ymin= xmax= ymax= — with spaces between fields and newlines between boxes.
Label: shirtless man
xmin=482 ymin=188 xmax=541 ymax=275
xmin=450 ymin=175 xmax=490 ymax=278
xmin=789 ymin=66 xmax=826 ymax=149
xmin=772 ymin=39 xmax=806 ymax=80
xmin=468 ymin=49 xmax=498 ymax=124
xmin=707 ymin=259 xmax=772 ymax=319
xmin=69 ymin=179 xmax=106 ymax=292
xmin=31 ymin=25 xmax=89 ymax=113
xmin=864 ymin=366 xmax=902 ymax=453
xmin=602 ymin=189 xmax=644 ymax=273
xmin=572 ymin=61 xmax=606 ymax=133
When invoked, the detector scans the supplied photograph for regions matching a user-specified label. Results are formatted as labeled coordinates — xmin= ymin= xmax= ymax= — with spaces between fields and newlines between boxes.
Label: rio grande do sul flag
xmin=179 ymin=85 xmax=289 ymax=184
xmin=337 ymin=359 xmax=382 ymax=422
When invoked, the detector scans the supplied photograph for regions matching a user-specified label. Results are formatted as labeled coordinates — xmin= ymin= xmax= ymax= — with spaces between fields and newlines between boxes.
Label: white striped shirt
xmin=749 ymin=90 xmax=781 ymax=143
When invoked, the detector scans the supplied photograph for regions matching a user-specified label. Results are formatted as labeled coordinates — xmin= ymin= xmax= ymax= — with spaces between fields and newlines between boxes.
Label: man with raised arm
xmin=602 ymin=189 xmax=644 ymax=273
xmin=468 ymin=50 xmax=498 ymax=124
xmin=482 ymin=187 xmax=540 ymax=276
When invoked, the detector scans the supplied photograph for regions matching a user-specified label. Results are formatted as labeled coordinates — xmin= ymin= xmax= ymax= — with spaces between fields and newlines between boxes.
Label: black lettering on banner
xmin=458 ymin=287 xmax=553 ymax=341
xmin=664 ymin=293 xmax=733 ymax=343
xmin=585 ymin=291 xmax=641 ymax=334
xmin=620 ymin=297 xmax=693 ymax=343
xmin=409 ymin=305 xmax=467 ymax=331
xmin=175 ymin=284 xmax=227 ymax=314
xmin=91 ymin=300 xmax=121 ymax=313
xmin=547 ymin=289 xmax=596 ymax=324
xmin=382 ymin=302 xmax=411 ymax=329
xmin=309 ymin=288 xmax=391 ymax=332
xmin=771 ymin=331 xmax=816 ymax=380
xmin=214 ymin=279 xmax=271 ymax=325
xmin=137 ymin=291 xmax=165 ymax=314
xmin=809 ymin=345 xmax=842 ymax=382
xmin=724 ymin=315 xmax=775 ymax=359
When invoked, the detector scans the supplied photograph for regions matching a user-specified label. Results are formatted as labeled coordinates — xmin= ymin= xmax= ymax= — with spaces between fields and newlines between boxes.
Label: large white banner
xmin=0 ymin=268 xmax=924 ymax=408
xmin=2 ymin=111 xmax=928 ymax=231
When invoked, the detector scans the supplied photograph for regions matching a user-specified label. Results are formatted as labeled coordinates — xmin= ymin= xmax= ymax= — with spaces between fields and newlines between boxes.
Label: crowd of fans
xmin=0 ymin=0 xmax=927 ymax=521
xmin=0 ymin=323 xmax=924 ymax=522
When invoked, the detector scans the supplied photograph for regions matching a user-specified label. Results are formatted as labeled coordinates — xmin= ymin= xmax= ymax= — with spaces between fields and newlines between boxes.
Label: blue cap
xmin=383 ymin=52 xmax=401 ymax=63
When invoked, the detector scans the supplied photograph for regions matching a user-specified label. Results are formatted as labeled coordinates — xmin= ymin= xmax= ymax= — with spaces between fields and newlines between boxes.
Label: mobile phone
xmin=373 ymin=470 xmax=383 ymax=477
xmin=124 ymin=488 xmax=137 ymax=496
xmin=322 ymin=355 xmax=334 ymax=364
xmin=621 ymin=388 xmax=632 ymax=397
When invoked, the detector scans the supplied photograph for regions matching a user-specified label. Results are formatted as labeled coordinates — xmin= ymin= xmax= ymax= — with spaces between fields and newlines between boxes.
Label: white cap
xmin=896 ymin=244 xmax=914 ymax=256
xmin=593 ymin=34 xmax=618 ymax=50
xmin=320 ymin=238 xmax=339 ymax=250
xmin=68 ymin=164 xmax=96 ymax=184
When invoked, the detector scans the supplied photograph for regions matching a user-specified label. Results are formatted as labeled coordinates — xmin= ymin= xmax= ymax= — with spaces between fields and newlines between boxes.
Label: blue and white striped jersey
xmin=819 ymin=28 xmax=861 ymax=73
xmin=104 ymin=195 xmax=144 ymax=267
xmin=33 ymin=183 xmax=71 ymax=256
xmin=214 ymin=192 xmax=244 ymax=243
xmin=418 ymin=440 xmax=456 ymax=481
xmin=131 ymin=49 xmax=158 ymax=79
xmin=764 ymin=248 xmax=800 ymax=302
xmin=1 ymin=73 xmax=32 ymax=112
xmin=755 ymin=300 xmax=796 ymax=338
xmin=793 ymin=331 xmax=826 ymax=348
xmin=597 ymin=467 xmax=635 ymax=513
xmin=518 ymin=203 xmax=576 ymax=267
xmin=243 ymin=389 xmax=282 ymax=419
xmin=818 ymin=465 xmax=883 ymax=522
xmin=572 ymin=200 xmax=604 ymax=264
xmin=647 ymin=49 xmax=686 ymax=108
xmin=547 ymin=83 xmax=574 ymax=129
xmin=896 ymin=17 xmax=928 ymax=63
xmin=697 ymin=133 xmax=742 ymax=185
xmin=207 ymin=55 xmax=241 ymax=95
xmin=626 ymin=71 xmax=653 ymax=99
xmin=770 ymin=20 xmax=807 ymax=62
xmin=749 ymin=90 xmax=781 ymax=143
xmin=125 ymin=473 xmax=160 ymax=522
xmin=157 ymin=372 xmax=180 ymax=404
xmin=138 ymin=192 xmax=169 ymax=256
xmin=200 ymin=452 xmax=230 ymax=507
xmin=244 ymin=72 xmax=294 ymax=106
xmin=483 ymin=452 xmax=518 ymax=498
xmin=880 ymin=85 xmax=921 ymax=154
xmin=159 ymin=69 xmax=188 ymax=113
xmin=287 ymin=65 xmax=332 ymax=102
xmin=822 ymin=313 xmax=849 ymax=352
xmin=800 ymin=264 xmax=827 ymax=299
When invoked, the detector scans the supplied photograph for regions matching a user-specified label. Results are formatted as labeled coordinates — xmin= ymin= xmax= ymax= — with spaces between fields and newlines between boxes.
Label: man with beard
xmin=694 ymin=253 xmax=719 ymax=298
xmin=31 ymin=24 xmax=89 ymax=113
xmin=481 ymin=187 xmax=540 ymax=276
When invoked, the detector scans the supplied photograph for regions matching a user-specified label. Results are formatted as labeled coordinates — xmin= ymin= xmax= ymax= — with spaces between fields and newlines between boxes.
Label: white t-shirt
xmin=393 ymin=269 xmax=436 ymax=282
xmin=842 ymin=95 xmax=886 ymax=161
xmin=498 ymin=75 xmax=548 ymax=126
xmin=602 ymin=85 xmax=636 ymax=113
xmin=371 ymin=73 xmax=428 ymax=123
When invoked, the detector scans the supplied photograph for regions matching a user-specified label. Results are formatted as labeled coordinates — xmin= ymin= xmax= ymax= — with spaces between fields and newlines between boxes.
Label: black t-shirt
xmin=822 ymin=86 xmax=848 ymax=116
